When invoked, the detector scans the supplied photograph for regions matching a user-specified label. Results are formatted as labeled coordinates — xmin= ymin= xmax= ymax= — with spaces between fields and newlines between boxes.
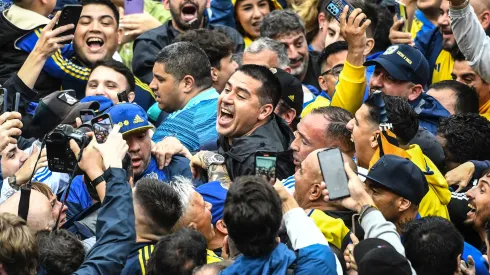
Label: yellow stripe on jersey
xmin=309 ymin=209 xmax=350 ymax=250
xmin=432 ymin=50 xmax=454 ymax=85
xmin=138 ymin=249 xmax=146 ymax=275
xmin=135 ymin=77 xmax=156 ymax=99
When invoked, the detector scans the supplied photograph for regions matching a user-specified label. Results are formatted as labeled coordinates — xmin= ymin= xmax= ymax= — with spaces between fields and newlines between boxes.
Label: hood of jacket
xmin=410 ymin=92 xmax=450 ymax=135
xmin=221 ymin=243 xmax=296 ymax=275
xmin=0 ymin=5 xmax=48 ymax=48
xmin=406 ymin=144 xmax=451 ymax=219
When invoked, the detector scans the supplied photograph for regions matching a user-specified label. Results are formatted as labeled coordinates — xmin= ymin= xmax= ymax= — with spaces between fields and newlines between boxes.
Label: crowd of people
xmin=1 ymin=0 xmax=490 ymax=273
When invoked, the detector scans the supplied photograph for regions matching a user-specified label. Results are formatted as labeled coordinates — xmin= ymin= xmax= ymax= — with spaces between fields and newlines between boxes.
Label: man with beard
xmin=15 ymin=0 xmax=157 ymax=110
xmin=260 ymin=10 xmax=321 ymax=92
xmin=132 ymin=0 xmax=244 ymax=84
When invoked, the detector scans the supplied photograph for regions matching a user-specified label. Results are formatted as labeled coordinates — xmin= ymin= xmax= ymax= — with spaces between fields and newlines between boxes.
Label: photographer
xmin=69 ymin=124 xmax=136 ymax=274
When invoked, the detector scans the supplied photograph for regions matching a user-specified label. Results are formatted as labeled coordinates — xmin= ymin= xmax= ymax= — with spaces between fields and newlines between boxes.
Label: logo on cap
xmin=133 ymin=115 xmax=144 ymax=124
xmin=270 ymin=68 xmax=278 ymax=74
xmin=383 ymin=45 xmax=399 ymax=56
xmin=288 ymin=95 xmax=295 ymax=101
xmin=58 ymin=93 xmax=78 ymax=106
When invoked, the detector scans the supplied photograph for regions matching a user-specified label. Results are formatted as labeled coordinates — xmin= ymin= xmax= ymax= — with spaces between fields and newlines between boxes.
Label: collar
xmin=415 ymin=9 xmax=435 ymax=29
xmin=136 ymin=157 xmax=168 ymax=182
xmin=366 ymin=51 xmax=383 ymax=61
xmin=167 ymin=88 xmax=218 ymax=119
xmin=4 ymin=4 xmax=50 ymax=30
xmin=479 ymin=99 xmax=490 ymax=115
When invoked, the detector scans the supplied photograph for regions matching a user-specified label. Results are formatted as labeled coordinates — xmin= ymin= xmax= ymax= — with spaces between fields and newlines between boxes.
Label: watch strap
xmin=358 ymin=204 xmax=378 ymax=224
xmin=8 ymin=176 xmax=19 ymax=191
xmin=89 ymin=175 xmax=105 ymax=188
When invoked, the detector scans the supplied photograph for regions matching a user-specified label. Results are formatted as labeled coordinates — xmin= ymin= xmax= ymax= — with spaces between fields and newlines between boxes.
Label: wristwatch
xmin=204 ymin=153 xmax=225 ymax=166
xmin=8 ymin=176 xmax=19 ymax=191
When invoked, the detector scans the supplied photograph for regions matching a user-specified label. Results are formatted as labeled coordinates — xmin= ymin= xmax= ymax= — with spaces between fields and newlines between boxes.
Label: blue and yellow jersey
xmin=432 ymin=50 xmax=454 ymax=84
xmin=16 ymin=27 xmax=156 ymax=110
xmin=121 ymin=242 xmax=156 ymax=275
xmin=410 ymin=10 xmax=436 ymax=40
xmin=207 ymin=249 xmax=223 ymax=264
xmin=308 ymin=209 xmax=351 ymax=250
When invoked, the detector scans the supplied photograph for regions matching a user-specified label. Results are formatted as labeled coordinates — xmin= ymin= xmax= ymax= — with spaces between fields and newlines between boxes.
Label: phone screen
xmin=318 ymin=148 xmax=350 ymax=200
xmin=0 ymin=88 xmax=5 ymax=113
xmin=92 ymin=115 xmax=113 ymax=143
xmin=81 ymin=114 xmax=94 ymax=123
xmin=255 ymin=152 xmax=277 ymax=182
xmin=124 ymin=0 xmax=144 ymax=15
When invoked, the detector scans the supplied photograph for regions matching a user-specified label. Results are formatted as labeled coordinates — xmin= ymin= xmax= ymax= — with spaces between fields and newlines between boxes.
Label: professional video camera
xmin=46 ymin=124 xmax=91 ymax=175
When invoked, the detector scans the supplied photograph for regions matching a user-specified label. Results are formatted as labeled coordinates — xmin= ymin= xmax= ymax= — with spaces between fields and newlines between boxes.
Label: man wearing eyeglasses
xmin=318 ymin=41 xmax=348 ymax=100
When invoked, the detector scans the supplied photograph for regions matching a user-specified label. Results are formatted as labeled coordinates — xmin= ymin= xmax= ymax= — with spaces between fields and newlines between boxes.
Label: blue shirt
xmin=152 ymin=88 xmax=219 ymax=152
xmin=135 ymin=157 xmax=168 ymax=182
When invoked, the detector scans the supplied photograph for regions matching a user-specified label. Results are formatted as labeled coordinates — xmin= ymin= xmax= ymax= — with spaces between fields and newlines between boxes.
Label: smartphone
xmin=91 ymin=114 xmax=113 ymax=143
xmin=325 ymin=0 xmax=365 ymax=24
xmin=80 ymin=109 xmax=96 ymax=123
xmin=117 ymin=91 xmax=129 ymax=103
xmin=0 ymin=88 xmax=6 ymax=114
xmin=124 ymin=0 xmax=144 ymax=15
xmin=395 ymin=0 xmax=408 ymax=32
xmin=255 ymin=151 xmax=277 ymax=182
xmin=14 ymin=92 xmax=20 ymax=112
xmin=318 ymin=148 xmax=350 ymax=200
xmin=54 ymin=4 xmax=82 ymax=43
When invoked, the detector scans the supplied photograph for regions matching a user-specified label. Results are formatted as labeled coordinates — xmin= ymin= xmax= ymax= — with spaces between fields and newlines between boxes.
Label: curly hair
xmin=437 ymin=113 xmax=490 ymax=163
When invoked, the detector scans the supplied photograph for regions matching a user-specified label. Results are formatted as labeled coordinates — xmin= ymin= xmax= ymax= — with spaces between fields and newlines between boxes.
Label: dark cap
xmin=32 ymin=90 xmax=99 ymax=129
xmin=354 ymin=238 xmax=412 ymax=275
xmin=408 ymin=127 xmax=445 ymax=170
xmin=271 ymin=68 xmax=304 ymax=117
xmin=364 ymin=44 xmax=430 ymax=87
xmin=360 ymin=154 xmax=429 ymax=205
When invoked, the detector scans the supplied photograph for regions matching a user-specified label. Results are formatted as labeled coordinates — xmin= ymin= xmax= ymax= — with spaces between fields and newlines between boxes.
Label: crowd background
xmin=1 ymin=0 xmax=490 ymax=274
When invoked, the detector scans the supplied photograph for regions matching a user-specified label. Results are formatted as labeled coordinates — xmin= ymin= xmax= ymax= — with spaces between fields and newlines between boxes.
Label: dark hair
xmin=402 ymin=217 xmax=464 ymax=275
xmin=155 ymin=42 xmax=213 ymax=89
xmin=310 ymin=106 xmax=355 ymax=153
xmin=261 ymin=10 xmax=305 ymax=39
xmin=364 ymin=94 xmax=419 ymax=144
xmin=451 ymin=48 xmax=467 ymax=62
xmin=275 ymin=99 xmax=300 ymax=131
xmin=174 ymin=29 xmax=235 ymax=69
xmin=318 ymin=41 xmax=348 ymax=69
xmin=146 ymin=228 xmax=207 ymax=275
xmin=91 ymin=59 xmax=136 ymax=93
xmin=371 ymin=5 xmax=393 ymax=53
xmin=133 ymin=178 xmax=183 ymax=234
xmin=238 ymin=65 xmax=281 ymax=109
xmin=80 ymin=0 xmax=119 ymax=28
xmin=350 ymin=0 xmax=379 ymax=39
xmin=36 ymin=229 xmax=85 ymax=275
xmin=234 ymin=0 xmax=277 ymax=38
xmin=224 ymin=176 xmax=282 ymax=257
xmin=437 ymin=113 xmax=490 ymax=164
xmin=429 ymin=80 xmax=479 ymax=114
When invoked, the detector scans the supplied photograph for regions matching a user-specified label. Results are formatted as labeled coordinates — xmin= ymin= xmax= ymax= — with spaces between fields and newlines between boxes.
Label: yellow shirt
xmin=432 ymin=50 xmax=454 ymax=84
xmin=479 ymin=100 xmax=490 ymax=121
xmin=309 ymin=209 xmax=350 ymax=250
xmin=207 ymin=249 xmax=223 ymax=264
xmin=411 ymin=16 xmax=424 ymax=39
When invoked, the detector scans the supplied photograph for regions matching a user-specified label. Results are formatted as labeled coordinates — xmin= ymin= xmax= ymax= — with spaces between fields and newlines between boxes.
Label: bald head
xmin=471 ymin=0 xmax=490 ymax=15
xmin=294 ymin=148 xmax=356 ymax=209
xmin=0 ymin=190 xmax=54 ymax=232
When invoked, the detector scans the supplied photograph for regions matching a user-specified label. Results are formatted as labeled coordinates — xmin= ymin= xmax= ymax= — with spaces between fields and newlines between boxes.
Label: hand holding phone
xmin=117 ymin=91 xmax=129 ymax=103
xmin=325 ymin=0 xmax=366 ymax=25
xmin=91 ymin=114 xmax=113 ymax=143
xmin=54 ymin=4 xmax=82 ymax=44
xmin=395 ymin=0 xmax=408 ymax=32
xmin=124 ymin=0 xmax=144 ymax=15
xmin=318 ymin=148 xmax=350 ymax=200
xmin=255 ymin=151 xmax=277 ymax=182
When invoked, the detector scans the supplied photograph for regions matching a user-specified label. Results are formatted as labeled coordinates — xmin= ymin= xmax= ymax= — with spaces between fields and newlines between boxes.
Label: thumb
xmin=69 ymin=139 xmax=81 ymax=156
xmin=350 ymin=232 xmax=359 ymax=245
xmin=467 ymin=255 xmax=475 ymax=267
xmin=455 ymin=184 xmax=464 ymax=193
xmin=344 ymin=162 xmax=356 ymax=180
xmin=31 ymin=145 xmax=39 ymax=155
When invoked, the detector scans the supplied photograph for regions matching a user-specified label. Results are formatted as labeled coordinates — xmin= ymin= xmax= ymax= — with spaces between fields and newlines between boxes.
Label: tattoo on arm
xmin=208 ymin=164 xmax=231 ymax=186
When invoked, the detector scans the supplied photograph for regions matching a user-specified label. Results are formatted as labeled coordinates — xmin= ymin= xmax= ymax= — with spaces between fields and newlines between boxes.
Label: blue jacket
xmin=463 ymin=242 xmax=490 ymax=275
xmin=409 ymin=92 xmax=450 ymax=135
xmin=135 ymin=155 xmax=192 ymax=183
xmin=221 ymin=243 xmax=337 ymax=275
xmin=74 ymin=168 xmax=136 ymax=275
xmin=414 ymin=27 xmax=443 ymax=86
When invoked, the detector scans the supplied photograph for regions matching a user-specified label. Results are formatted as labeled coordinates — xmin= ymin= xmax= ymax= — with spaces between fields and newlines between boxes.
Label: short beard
xmin=442 ymin=39 xmax=459 ymax=53
xmin=169 ymin=5 xmax=204 ymax=31
xmin=290 ymin=57 xmax=308 ymax=79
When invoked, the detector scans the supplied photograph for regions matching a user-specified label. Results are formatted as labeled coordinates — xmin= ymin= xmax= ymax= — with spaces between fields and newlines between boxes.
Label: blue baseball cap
xmin=364 ymin=44 xmax=430 ymax=87
xmin=358 ymin=155 xmax=429 ymax=205
xmin=81 ymin=96 xmax=114 ymax=113
xmin=196 ymin=181 xmax=227 ymax=225
xmin=105 ymin=103 xmax=153 ymax=136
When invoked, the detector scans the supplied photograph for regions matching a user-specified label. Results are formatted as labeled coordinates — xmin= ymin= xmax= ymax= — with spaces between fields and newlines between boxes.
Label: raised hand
xmin=33 ymin=11 xmax=75 ymax=59
xmin=0 ymin=112 xmax=22 ymax=152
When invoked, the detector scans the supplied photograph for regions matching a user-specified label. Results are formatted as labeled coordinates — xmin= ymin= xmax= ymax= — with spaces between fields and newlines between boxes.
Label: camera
xmin=46 ymin=124 xmax=91 ymax=174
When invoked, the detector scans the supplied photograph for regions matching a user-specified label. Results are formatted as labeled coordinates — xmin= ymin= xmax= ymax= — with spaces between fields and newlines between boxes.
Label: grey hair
xmin=168 ymin=176 xmax=195 ymax=215
xmin=245 ymin=38 xmax=290 ymax=70
xmin=260 ymin=10 xmax=305 ymax=40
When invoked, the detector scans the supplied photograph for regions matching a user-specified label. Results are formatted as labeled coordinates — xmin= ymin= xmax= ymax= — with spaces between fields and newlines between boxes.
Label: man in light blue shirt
xmin=150 ymin=42 xmax=219 ymax=152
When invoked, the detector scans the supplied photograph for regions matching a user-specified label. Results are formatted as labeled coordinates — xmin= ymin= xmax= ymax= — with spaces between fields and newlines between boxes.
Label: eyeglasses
xmin=321 ymin=64 xmax=344 ymax=79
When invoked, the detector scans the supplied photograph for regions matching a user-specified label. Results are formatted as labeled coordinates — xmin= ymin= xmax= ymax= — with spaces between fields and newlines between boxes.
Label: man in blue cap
xmin=106 ymin=103 xmax=191 ymax=182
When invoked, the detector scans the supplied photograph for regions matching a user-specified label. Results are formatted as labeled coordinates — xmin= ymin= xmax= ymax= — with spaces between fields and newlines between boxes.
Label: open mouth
xmin=251 ymin=21 xmax=262 ymax=28
xmin=181 ymin=4 xmax=197 ymax=21
xmin=86 ymin=37 xmax=104 ymax=51
xmin=467 ymin=203 xmax=477 ymax=219
xmin=289 ymin=58 xmax=303 ymax=68
xmin=131 ymin=157 xmax=142 ymax=168
xmin=218 ymin=106 xmax=234 ymax=127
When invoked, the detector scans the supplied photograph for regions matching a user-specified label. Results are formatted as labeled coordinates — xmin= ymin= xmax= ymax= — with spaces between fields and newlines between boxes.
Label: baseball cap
xmin=80 ymin=95 xmax=114 ymax=114
xmin=364 ymin=44 xmax=430 ymax=87
xmin=359 ymin=154 xmax=429 ymax=205
xmin=408 ymin=127 xmax=445 ymax=171
xmin=32 ymin=90 xmax=99 ymax=126
xmin=271 ymin=68 xmax=304 ymax=117
xmin=196 ymin=181 xmax=228 ymax=225
xmin=105 ymin=103 xmax=153 ymax=135
xmin=354 ymin=238 xmax=412 ymax=275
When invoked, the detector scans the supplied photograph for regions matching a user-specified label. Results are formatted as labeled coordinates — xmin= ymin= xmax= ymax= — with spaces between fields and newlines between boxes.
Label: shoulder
xmin=135 ymin=22 xmax=170 ymax=43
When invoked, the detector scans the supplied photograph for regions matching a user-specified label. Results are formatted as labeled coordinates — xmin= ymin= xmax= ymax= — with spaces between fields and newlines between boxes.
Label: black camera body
xmin=46 ymin=124 xmax=91 ymax=174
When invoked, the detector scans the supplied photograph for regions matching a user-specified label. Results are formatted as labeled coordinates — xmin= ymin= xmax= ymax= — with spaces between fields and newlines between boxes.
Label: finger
xmin=348 ymin=8 xmax=362 ymax=26
xmin=124 ymin=30 xmax=143 ymax=37
xmin=112 ymin=124 xmax=122 ymax=134
xmin=6 ymin=128 xmax=22 ymax=138
xmin=339 ymin=5 xmax=349 ymax=30
xmin=0 ymin=112 xmax=11 ymax=124
xmin=391 ymin=16 xmax=404 ymax=30
xmin=350 ymin=232 xmax=360 ymax=244
xmin=467 ymin=255 xmax=474 ymax=266
xmin=353 ymin=12 xmax=367 ymax=28
xmin=8 ymin=137 xmax=18 ymax=145
xmin=359 ymin=18 xmax=372 ymax=33
xmin=3 ymin=119 xmax=23 ymax=130
xmin=69 ymin=139 xmax=81 ymax=156
xmin=52 ymin=34 xmax=75 ymax=44
xmin=455 ymin=185 xmax=464 ymax=193
xmin=75 ymin=117 xmax=83 ymax=128
xmin=45 ymin=11 xmax=61 ymax=31
xmin=31 ymin=144 xmax=39 ymax=155
xmin=51 ymin=23 xmax=75 ymax=37
xmin=344 ymin=162 xmax=356 ymax=180
xmin=7 ymin=111 xmax=22 ymax=121
xmin=40 ymin=148 xmax=47 ymax=157
xmin=165 ymin=152 xmax=173 ymax=167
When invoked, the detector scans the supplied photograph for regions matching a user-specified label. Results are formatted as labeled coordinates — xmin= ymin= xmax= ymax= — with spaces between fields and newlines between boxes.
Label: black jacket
xmin=132 ymin=19 xmax=245 ymax=84
xmin=218 ymin=115 xmax=295 ymax=181
xmin=0 ymin=10 xmax=60 ymax=99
